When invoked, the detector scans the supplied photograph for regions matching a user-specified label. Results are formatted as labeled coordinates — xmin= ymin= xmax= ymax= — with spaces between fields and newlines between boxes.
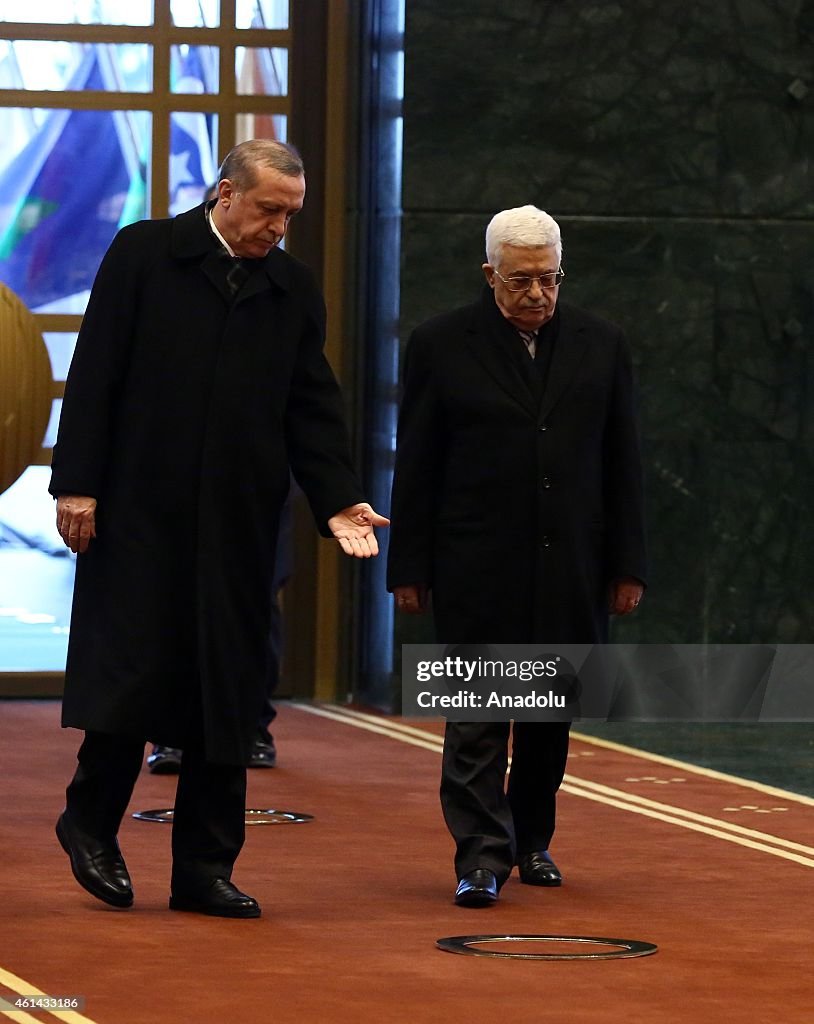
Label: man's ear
xmin=218 ymin=179 xmax=234 ymax=207
xmin=482 ymin=263 xmax=495 ymax=288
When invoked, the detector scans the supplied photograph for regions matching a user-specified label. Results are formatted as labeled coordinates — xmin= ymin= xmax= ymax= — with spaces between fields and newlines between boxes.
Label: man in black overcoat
xmin=387 ymin=205 xmax=646 ymax=907
xmin=50 ymin=140 xmax=388 ymax=918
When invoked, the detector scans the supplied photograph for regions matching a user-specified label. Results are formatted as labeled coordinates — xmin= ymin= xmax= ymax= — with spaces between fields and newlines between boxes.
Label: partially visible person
xmin=147 ymin=485 xmax=294 ymax=774
xmin=52 ymin=139 xmax=388 ymax=919
xmin=254 ymin=480 xmax=297 ymax=765
xmin=387 ymin=205 xmax=646 ymax=907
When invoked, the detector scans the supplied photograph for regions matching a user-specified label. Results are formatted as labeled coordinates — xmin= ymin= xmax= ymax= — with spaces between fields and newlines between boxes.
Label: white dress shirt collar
xmin=206 ymin=204 xmax=236 ymax=257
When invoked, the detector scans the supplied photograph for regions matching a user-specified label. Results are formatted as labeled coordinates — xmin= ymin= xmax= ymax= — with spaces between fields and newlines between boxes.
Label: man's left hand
xmin=609 ymin=576 xmax=644 ymax=615
xmin=328 ymin=503 xmax=390 ymax=558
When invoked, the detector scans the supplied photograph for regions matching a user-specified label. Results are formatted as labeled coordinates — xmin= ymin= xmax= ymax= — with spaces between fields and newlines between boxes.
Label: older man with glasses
xmin=387 ymin=205 xmax=647 ymax=907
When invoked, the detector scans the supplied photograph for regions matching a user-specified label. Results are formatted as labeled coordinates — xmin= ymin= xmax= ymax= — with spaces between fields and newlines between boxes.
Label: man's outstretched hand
xmin=328 ymin=503 xmax=390 ymax=558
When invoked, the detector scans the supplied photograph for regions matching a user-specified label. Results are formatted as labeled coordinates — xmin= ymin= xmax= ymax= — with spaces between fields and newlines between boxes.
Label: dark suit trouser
xmin=441 ymin=720 xmax=570 ymax=887
xmin=65 ymin=730 xmax=246 ymax=889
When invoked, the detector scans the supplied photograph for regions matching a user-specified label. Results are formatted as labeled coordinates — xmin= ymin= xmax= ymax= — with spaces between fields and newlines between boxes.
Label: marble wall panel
xmin=403 ymin=0 xmax=814 ymax=217
xmin=615 ymin=438 xmax=814 ymax=643
xmin=560 ymin=219 xmax=814 ymax=446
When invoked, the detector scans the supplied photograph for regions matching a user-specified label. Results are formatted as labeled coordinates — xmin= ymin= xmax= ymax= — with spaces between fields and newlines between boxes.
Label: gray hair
xmin=218 ymin=139 xmax=304 ymax=192
xmin=485 ymin=205 xmax=562 ymax=266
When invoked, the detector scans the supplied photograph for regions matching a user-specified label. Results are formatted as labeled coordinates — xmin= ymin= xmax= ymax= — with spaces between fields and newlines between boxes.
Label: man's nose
xmin=269 ymin=212 xmax=288 ymax=237
xmin=526 ymin=278 xmax=544 ymax=299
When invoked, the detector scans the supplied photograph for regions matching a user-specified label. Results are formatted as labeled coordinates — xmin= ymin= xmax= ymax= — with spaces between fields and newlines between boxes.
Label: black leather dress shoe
xmin=518 ymin=850 xmax=562 ymax=887
xmin=56 ymin=812 xmax=133 ymax=908
xmin=454 ymin=869 xmax=498 ymax=907
xmin=169 ymin=877 xmax=261 ymax=918
xmin=249 ymin=730 xmax=277 ymax=769
xmin=147 ymin=745 xmax=183 ymax=775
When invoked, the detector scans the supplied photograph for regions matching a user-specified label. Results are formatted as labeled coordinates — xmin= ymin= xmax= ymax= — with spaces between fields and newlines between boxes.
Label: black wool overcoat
xmin=386 ymin=291 xmax=647 ymax=645
xmin=50 ymin=204 xmax=364 ymax=763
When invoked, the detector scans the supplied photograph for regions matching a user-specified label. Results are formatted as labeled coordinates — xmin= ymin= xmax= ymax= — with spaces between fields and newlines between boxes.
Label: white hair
xmin=485 ymin=205 xmax=562 ymax=266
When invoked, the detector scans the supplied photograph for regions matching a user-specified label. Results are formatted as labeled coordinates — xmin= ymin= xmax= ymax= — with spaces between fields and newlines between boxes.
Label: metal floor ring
xmin=132 ymin=808 xmax=314 ymax=825
xmin=436 ymin=934 xmax=658 ymax=960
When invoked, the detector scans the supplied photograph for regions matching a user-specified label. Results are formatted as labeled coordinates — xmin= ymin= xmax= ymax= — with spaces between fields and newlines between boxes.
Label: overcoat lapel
xmin=464 ymin=290 xmax=538 ymax=416
xmin=171 ymin=203 xmax=232 ymax=302
xmin=199 ymin=249 xmax=232 ymax=302
xmin=539 ymin=304 xmax=589 ymax=421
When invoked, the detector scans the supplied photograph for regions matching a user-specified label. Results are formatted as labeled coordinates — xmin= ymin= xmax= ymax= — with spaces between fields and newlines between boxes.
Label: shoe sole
xmin=519 ymin=874 xmax=562 ymax=887
xmin=454 ymin=893 xmax=498 ymax=908
xmin=147 ymin=761 xmax=182 ymax=775
xmin=56 ymin=817 xmax=134 ymax=909
xmin=168 ymin=897 xmax=261 ymax=919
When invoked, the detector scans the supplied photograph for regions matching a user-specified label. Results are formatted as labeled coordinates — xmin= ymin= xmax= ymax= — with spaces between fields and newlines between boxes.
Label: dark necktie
xmin=206 ymin=206 xmax=251 ymax=298
xmin=225 ymin=256 xmax=251 ymax=298
xmin=517 ymin=327 xmax=555 ymax=402
xmin=509 ymin=328 xmax=540 ymax=403
xmin=517 ymin=329 xmax=538 ymax=359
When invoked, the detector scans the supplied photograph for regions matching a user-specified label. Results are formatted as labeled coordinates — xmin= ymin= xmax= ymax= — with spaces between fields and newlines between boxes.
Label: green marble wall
xmin=399 ymin=0 xmax=814 ymax=644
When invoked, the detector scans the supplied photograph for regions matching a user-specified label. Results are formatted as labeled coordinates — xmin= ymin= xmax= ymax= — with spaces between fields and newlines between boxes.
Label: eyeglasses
xmin=493 ymin=268 xmax=565 ymax=291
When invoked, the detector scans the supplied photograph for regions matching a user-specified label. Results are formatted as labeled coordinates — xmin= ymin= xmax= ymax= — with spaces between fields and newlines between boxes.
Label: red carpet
xmin=0 ymin=701 xmax=811 ymax=1023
